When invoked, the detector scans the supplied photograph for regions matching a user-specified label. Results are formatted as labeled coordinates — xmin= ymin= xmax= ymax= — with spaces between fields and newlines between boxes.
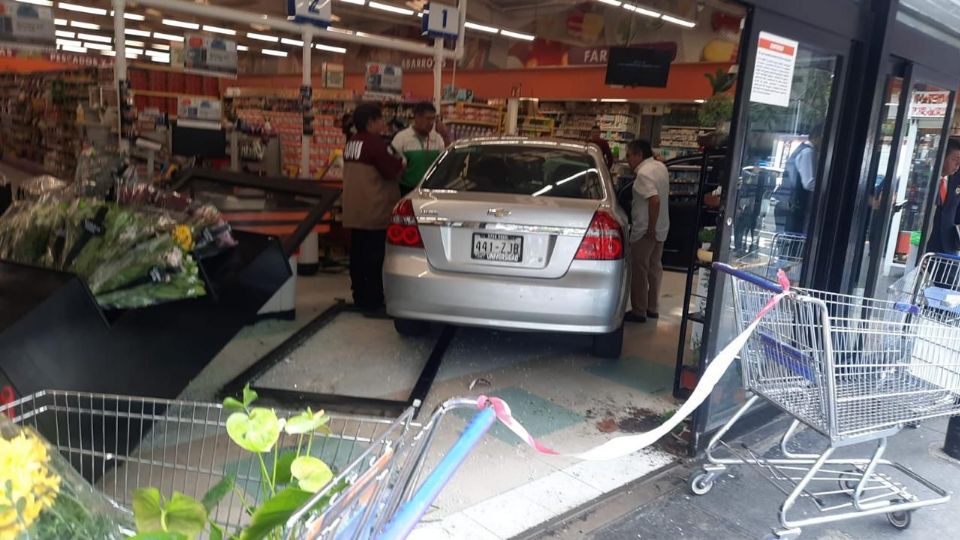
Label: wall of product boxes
xmin=441 ymin=101 xmax=503 ymax=140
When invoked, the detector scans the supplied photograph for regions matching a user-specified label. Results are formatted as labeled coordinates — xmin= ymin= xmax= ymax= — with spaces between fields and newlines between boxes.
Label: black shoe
xmin=647 ymin=311 xmax=660 ymax=319
xmin=624 ymin=312 xmax=647 ymax=323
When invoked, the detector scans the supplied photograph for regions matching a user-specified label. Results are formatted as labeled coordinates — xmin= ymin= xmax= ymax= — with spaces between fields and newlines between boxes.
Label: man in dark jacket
xmin=927 ymin=138 xmax=960 ymax=255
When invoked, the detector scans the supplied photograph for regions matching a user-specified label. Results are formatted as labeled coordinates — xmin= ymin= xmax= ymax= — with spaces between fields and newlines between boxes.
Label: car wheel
xmin=394 ymin=318 xmax=429 ymax=337
xmin=592 ymin=325 xmax=623 ymax=359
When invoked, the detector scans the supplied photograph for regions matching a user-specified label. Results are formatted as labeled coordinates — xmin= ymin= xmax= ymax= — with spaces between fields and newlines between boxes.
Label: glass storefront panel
xmin=705 ymin=42 xmax=841 ymax=431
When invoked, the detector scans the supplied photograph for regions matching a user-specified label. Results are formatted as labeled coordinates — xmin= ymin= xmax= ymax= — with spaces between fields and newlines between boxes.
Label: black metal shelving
xmin=672 ymin=149 xmax=728 ymax=399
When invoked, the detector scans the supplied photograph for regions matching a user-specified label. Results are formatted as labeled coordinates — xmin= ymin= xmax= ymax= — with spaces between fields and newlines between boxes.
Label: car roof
xmin=450 ymin=136 xmax=598 ymax=153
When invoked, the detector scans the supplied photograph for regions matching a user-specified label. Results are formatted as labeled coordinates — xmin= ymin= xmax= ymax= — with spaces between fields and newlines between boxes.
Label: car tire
xmin=592 ymin=325 xmax=623 ymax=359
xmin=394 ymin=318 xmax=429 ymax=337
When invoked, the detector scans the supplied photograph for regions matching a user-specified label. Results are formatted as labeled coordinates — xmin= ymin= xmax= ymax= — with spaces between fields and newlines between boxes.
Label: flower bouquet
xmin=0 ymin=416 xmax=132 ymax=540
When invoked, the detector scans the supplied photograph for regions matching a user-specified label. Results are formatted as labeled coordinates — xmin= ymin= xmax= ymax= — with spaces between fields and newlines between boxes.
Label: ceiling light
xmin=465 ymin=21 xmax=499 ymax=33
xmin=326 ymin=27 xmax=354 ymax=35
xmin=247 ymin=32 xmax=279 ymax=42
xmin=125 ymin=40 xmax=144 ymax=47
xmin=60 ymin=45 xmax=87 ymax=53
xmin=661 ymin=14 xmax=696 ymax=27
xmin=54 ymin=18 xmax=66 ymax=25
xmin=600 ymin=98 xmax=628 ymax=102
xmin=124 ymin=47 xmax=143 ymax=55
xmin=281 ymin=38 xmax=304 ymax=46
xmin=54 ymin=30 xmax=75 ymax=38
xmin=315 ymin=43 xmax=346 ymax=53
xmin=77 ymin=33 xmax=111 ymax=43
xmin=500 ymin=29 xmax=535 ymax=41
xmin=597 ymin=0 xmax=622 ymax=6
xmin=56 ymin=38 xmax=81 ymax=47
xmin=339 ymin=0 xmax=365 ymax=4
xmin=151 ymin=43 xmax=170 ymax=50
xmin=125 ymin=28 xmax=151 ymax=37
xmin=58 ymin=3 xmax=106 ymax=15
xmin=83 ymin=42 xmax=112 ymax=51
xmin=151 ymin=54 xmax=170 ymax=63
xmin=70 ymin=21 xmax=100 ymax=30
xmin=114 ymin=12 xmax=146 ymax=21
xmin=261 ymin=48 xmax=287 ymax=57
xmin=163 ymin=19 xmax=200 ymax=30
xmin=237 ymin=44 xmax=249 ymax=51
xmin=623 ymin=4 xmax=661 ymax=18
xmin=694 ymin=99 xmax=705 ymax=104
xmin=101 ymin=50 xmax=115 ymax=56
xmin=17 ymin=0 xmax=53 ymax=7
xmin=368 ymin=1 xmax=414 ymax=15
xmin=145 ymin=49 xmax=168 ymax=57
xmin=153 ymin=32 xmax=184 ymax=42
xmin=202 ymin=25 xmax=236 ymax=35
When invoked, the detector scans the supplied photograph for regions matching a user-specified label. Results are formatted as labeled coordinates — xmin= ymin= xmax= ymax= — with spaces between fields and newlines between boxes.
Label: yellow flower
xmin=0 ymin=430 xmax=61 ymax=539
xmin=172 ymin=225 xmax=194 ymax=252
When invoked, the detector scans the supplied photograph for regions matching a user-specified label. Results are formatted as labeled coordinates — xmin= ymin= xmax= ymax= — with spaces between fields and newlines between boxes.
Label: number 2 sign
xmin=287 ymin=0 xmax=332 ymax=27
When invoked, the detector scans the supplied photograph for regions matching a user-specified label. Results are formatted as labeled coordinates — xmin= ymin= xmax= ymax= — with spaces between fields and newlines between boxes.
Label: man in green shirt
xmin=391 ymin=102 xmax=451 ymax=195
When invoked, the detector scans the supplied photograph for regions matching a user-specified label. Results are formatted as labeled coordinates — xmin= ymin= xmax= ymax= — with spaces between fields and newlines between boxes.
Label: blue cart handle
xmin=378 ymin=406 xmax=497 ymax=540
xmin=712 ymin=262 xmax=785 ymax=294
xmin=933 ymin=252 xmax=960 ymax=262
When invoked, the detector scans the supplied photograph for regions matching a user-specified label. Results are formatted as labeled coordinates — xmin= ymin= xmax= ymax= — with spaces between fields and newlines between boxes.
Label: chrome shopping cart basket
xmin=689 ymin=263 xmax=960 ymax=540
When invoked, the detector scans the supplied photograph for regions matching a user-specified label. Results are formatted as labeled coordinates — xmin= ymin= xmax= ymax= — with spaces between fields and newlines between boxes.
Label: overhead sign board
xmin=184 ymin=33 xmax=237 ymax=78
xmin=421 ymin=2 xmax=460 ymax=40
xmin=749 ymin=31 xmax=798 ymax=108
xmin=288 ymin=0 xmax=332 ymax=28
xmin=0 ymin=0 xmax=55 ymax=49
xmin=365 ymin=63 xmax=402 ymax=95
xmin=908 ymin=91 xmax=950 ymax=118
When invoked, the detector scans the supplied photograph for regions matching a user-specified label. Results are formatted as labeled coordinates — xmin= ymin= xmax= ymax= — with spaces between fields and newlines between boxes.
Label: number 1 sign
xmin=288 ymin=0 xmax=332 ymax=28
xmin=421 ymin=2 xmax=460 ymax=40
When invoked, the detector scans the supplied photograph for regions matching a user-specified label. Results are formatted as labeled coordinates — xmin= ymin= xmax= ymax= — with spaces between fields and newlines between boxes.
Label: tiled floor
xmin=190 ymin=269 xmax=691 ymax=538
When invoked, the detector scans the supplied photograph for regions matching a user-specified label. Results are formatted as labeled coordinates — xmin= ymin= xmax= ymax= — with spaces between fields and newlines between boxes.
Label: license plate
xmin=471 ymin=233 xmax=523 ymax=263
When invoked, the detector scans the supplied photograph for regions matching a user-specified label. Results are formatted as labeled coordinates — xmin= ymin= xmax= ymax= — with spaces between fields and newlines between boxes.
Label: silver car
xmin=383 ymin=138 xmax=629 ymax=358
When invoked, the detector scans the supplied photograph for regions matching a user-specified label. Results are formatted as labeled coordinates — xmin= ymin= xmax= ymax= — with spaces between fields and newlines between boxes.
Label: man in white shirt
xmin=391 ymin=101 xmax=451 ymax=195
xmin=625 ymin=140 xmax=670 ymax=323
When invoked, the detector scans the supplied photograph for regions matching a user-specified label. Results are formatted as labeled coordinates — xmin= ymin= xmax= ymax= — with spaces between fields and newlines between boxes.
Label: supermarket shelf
xmin=442 ymin=101 xmax=500 ymax=109
xmin=132 ymin=89 xmax=212 ymax=101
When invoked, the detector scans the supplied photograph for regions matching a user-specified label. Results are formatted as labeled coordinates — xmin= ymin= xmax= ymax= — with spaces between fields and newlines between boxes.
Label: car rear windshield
xmin=421 ymin=144 xmax=604 ymax=199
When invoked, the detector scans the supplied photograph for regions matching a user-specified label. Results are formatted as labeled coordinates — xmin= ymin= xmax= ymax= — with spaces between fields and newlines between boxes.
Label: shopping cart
xmin=0 ymin=390 xmax=494 ymax=539
xmin=688 ymin=263 xmax=960 ymax=539
xmin=889 ymin=252 xmax=960 ymax=326
xmin=736 ymin=231 xmax=806 ymax=283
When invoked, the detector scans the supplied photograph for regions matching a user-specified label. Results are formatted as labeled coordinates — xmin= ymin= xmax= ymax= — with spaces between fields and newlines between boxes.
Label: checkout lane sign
xmin=0 ymin=0 xmax=55 ymax=49
xmin=749 ymin=31 xmax=798 ymax=108
xmin=288 ymin=0 xmax=332 ymax=27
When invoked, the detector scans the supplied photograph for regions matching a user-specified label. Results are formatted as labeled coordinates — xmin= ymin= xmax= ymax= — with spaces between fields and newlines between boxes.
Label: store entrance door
xmin=854 ymin=63 xmax=958 ymax=298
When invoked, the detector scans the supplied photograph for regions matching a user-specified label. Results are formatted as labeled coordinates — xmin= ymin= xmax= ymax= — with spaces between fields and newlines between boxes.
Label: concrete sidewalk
xmin=529 ymin=415 xmax=960 ymax=540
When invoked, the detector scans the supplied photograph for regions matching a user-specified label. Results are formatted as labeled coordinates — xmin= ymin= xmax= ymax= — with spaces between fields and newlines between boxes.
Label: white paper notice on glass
xmin=749 ymin=31 xmax=799 ymax=108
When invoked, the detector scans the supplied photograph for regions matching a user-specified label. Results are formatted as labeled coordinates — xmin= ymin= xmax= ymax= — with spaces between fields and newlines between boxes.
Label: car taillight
xmin=387 ymin=199 xmax=424 ymax=248
xmin=575 ymin=210 xmax=624 ymax=260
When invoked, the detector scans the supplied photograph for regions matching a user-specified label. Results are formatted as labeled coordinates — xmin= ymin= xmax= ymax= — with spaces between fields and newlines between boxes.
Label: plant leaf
xmin=239 ymin=487 xmax=313 ymax=540
xmin=209 ymin=522 xmax=225 ymax=540
xmin=130 ymin=533 xmax=188 ymax=540
xmin=290 ymin=456 xmax=333 ymax=493
xmin=226 ymin=408 xmax=283 ymax=453
xmin=132 ymin=488 xmax=165 ymax=533
xmin=283 ymin=408 xmax=329 ymax=435
xmin=242 ymin=385 xmax=258 ymax=407
xmin=202 ymin=476 xmax=235 ymax=513
xmin=274 ymin=451 xmax=298 ymax=486
xmin=222 ymin=397 xmax=244 ymax=413
xmin=164 ymin=493 xmax=208 ymax=539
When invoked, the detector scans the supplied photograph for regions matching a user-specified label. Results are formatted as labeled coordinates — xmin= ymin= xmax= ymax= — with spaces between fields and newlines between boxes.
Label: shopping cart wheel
xmin=688 ymin=471 xmax=714 ymax=495
xmin=761 ymin=528 xmax=801 ymax=540
xmin=886 ymin=500 xmax=912 ymax=530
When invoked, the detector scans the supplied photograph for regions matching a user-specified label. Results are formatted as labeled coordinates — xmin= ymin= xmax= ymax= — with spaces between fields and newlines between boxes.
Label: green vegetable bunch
xmin=130 ymin=386 xmax=339 ymax=540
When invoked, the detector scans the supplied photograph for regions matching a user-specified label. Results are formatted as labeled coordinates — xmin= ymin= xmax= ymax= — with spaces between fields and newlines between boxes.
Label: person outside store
xmin=927 ymin=138 xmax=960 ymax=255
xmin=589 ymin=125 xmax=615 ymax=169
xmin=342 ymin=103 xmax=404 ymax=313
xmin=775 ymin=127 xmax=822 ymax=234
xmin=625 ymin=139 xmax=670 ymax=323
xmin=391 ymin=102 xmax=451 ymax=196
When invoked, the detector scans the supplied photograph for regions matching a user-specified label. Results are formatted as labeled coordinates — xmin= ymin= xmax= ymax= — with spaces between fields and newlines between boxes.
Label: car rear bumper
xmin=384 ymin=247 xmax=627 ymax=334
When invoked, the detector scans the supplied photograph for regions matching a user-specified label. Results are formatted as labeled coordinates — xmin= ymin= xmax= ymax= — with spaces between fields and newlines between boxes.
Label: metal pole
xmin=112 ymin=0 xmax=127 ymax=153
xmin=433 ymin=38 xmax=442 ymax=111
xmin=301 ymin=30 xmax=313 ymax=178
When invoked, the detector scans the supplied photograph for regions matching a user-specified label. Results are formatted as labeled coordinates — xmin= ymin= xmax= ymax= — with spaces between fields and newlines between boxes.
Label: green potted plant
xmin=698 ymin=68 xmax=737 ymax=147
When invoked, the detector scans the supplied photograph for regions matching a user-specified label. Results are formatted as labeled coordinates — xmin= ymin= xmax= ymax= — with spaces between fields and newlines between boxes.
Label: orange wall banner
xmin=232 ymin=62 xmax=731 ymax=102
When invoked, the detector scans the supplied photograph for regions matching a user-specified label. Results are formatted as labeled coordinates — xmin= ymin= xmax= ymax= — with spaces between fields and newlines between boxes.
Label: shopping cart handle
xmin=378 ymin=406 xmax=497 ymax=540
xmin=933 ymin=251 xmax=960 ymax=261
xmin=712 ymin=262 xmax=785 ymax=293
